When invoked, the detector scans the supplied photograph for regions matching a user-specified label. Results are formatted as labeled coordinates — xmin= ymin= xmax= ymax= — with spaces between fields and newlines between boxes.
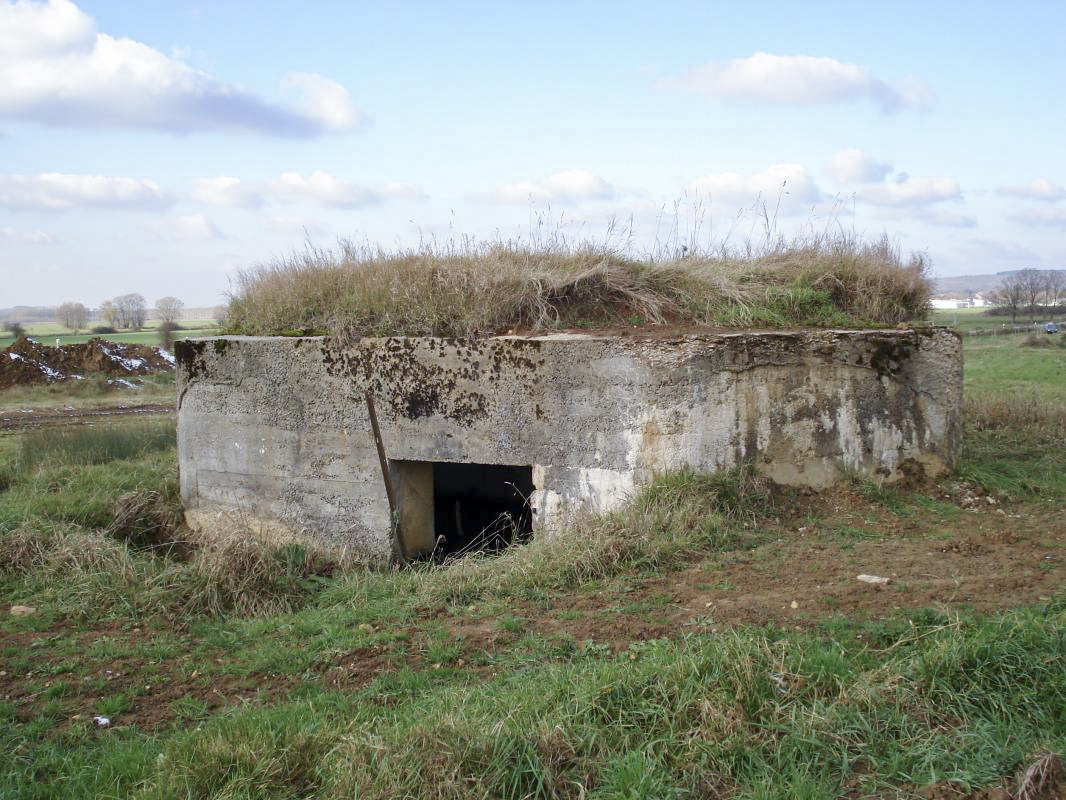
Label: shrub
xmin=157 ymin=321 xmax=179 ymax=351
xmin=1021 ymin=334 xmax=1055 ymax=348
xmin=91 ymin=325 xmax=117 ymax=334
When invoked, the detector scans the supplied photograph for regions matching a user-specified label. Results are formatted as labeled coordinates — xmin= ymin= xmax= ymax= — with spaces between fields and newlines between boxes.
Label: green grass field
xmin=930 ymin=306 xmax=1065 ymax=333
xmin=1 ymin=333 xmax=1063 ymax=799
xmin=0 ymin=320 xmax=219 ymax=350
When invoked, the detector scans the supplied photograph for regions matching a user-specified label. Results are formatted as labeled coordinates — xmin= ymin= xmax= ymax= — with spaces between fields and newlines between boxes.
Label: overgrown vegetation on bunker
xmin=223 ymin=233 xmax=932 ymax=338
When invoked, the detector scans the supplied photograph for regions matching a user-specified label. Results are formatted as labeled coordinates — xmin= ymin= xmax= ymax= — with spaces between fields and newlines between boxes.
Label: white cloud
xmin=1008 ymin=206 xmax=1066 ymax=227
xmin=0 ymin=172 xmax=170 ymax=210
xmin=877 ymin=207 xmax=976 ymax=228
xmin=660 ymin=52 xmax=934 ymax=112
xmin=268 ymin=171 xmax=422 ymax=207
xmin=192 ymin=171 xmax=422 ymax=209
xmin=0 ymin=0 xmax=93 ymax=56
xmin=261 ymin=215 xmax=329 ymax=237
xmin=191 ymin=176 xmax=263 ymax=209
xmin=0 ymin=0 xmax=363 ymax=136
xmin=825 ymin=148 xmax=893 ymax=184
xmin=0 ymin=225 xmax=53 ymax=243
xmin=279 ymin=73 xmax=362 ymax=132
xmin=996 ymin=178 xmax=1065 ymax=202
xmin=856 ymin=175 xmax=961 ymax=207
xmin=491 ymin=170 xmax=617 ymax=204
xmin=923 ymin=209 xmax=977 ymax=228
xmin=686 ymin=163 xmax=821 ymax=212
xmin=150 ymin=213 xmax=222 ymax=241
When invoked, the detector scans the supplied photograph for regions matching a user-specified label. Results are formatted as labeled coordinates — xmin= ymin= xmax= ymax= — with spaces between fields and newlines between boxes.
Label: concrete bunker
xmin=175 ymin=329 xmax=963 ymax=562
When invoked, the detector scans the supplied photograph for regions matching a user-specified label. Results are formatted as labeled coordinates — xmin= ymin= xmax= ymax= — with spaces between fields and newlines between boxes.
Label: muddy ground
xmin=0 ymin=404 xmax=175 ymax=431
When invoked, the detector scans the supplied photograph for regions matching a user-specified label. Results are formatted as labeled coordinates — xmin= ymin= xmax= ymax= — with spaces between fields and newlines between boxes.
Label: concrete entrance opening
xmin=431 ymin=463 xmax=533 ymax=558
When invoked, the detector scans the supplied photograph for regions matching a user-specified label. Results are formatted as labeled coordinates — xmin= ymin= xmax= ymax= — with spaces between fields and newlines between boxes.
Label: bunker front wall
xmin=175 ymin=329 xmax=962 ymax=560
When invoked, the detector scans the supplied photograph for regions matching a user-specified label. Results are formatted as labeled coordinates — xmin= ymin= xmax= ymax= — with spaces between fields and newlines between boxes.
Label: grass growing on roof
xmin=224 ymin=232 xmax=932 ymax=338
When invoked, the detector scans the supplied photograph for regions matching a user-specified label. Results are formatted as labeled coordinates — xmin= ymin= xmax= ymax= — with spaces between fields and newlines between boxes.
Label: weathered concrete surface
xmin=176 ymin=329 xmax=962 ymax=560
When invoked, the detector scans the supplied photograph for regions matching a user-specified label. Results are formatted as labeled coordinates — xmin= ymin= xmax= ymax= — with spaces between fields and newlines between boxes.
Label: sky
xmin=1 ymin=0 xmax=1064 ymax=310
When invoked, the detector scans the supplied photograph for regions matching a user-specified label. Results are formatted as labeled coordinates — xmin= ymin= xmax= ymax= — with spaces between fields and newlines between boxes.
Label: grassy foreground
xmin=1 ymin=333 xmax=1064 ymax=799
xmin=225 ymin=235 xmax=931 ymax=338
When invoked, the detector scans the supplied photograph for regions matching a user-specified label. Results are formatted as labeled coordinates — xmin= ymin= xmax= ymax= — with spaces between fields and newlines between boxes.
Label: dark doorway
xmin=432 ymin=463 xmax=533 ymax=558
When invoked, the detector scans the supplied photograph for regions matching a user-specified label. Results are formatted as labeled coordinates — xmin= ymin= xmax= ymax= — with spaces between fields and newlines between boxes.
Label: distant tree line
xmin=987 ymin=269 xmax=1066 ymax=323
xmin=47 ymin=295 xmax=186 ymax=332
xmin=4 ymin=295 xmax=187 ymax=340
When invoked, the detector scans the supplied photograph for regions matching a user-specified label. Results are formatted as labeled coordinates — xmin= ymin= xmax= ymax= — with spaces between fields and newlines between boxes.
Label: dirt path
xmin=0 ymin=403 xmax=174 ymax=431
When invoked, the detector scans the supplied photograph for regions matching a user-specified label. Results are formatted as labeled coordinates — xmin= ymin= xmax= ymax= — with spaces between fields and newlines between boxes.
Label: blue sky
xmin=1 ymin=0 xmax=1064 ymax=309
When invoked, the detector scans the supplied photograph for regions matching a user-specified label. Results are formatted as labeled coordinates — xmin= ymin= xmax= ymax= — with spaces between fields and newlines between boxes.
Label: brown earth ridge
xmin=0 ymin=337 xmax=175 ymax=390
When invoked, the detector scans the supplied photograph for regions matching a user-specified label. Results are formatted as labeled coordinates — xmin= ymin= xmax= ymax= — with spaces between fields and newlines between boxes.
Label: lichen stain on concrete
xmin=319 ymin=336 xmax=545 ymax=427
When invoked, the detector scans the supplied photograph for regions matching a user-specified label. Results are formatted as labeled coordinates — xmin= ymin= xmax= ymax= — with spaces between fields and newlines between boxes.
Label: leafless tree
xmin=117 ymin=294 xmax=147 ymax=329
xmin=1043 ymin=270 xmax=1066 ymax=310
xmin=57 ymin=302 xmax=89 ymax=333
xmin=1012 ymin=269 xmax=1045 ymax=322
xmin=988 ymin=277 xmax=1025 ymax=323
xmin=154 ymin=296 xmax=184 ymax=324
xmin=99 ymin=300 xmax=118 ymax=328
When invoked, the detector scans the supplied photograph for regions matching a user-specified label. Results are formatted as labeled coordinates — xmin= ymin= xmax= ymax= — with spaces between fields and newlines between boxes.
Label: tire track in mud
xmin=0 ymin=403 xmax=174 ymax=432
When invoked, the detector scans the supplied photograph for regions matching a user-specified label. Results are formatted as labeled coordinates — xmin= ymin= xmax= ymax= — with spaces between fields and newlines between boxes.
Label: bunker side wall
xmin=176 ymin=329 xmax=961 ymax=558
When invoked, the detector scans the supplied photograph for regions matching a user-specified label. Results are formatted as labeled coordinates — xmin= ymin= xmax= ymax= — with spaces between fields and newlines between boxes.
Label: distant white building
xmin=931 ymin=292 xmax=991 ymax=310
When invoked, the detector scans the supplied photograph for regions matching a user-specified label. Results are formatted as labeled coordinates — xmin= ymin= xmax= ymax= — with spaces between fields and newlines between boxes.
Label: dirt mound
xmin=0 ymin=337 xmax=175 ymax=390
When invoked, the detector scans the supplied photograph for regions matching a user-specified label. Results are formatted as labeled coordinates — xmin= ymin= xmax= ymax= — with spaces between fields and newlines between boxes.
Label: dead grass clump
xmin=1021 ymin=333 xmax=1066 ymax=349
xmin=1015 ymin=751 xmax=1063 ymax=800
xmin=224 ymin=233 xmax=931 ymax=339
xmin=107 ymin=489 xmax=186 ymax=553
xmin=1 ymin=517 xmax=358 ymax=621
xmin=966 ymin=395 xmax=1066 ymax=438
xmin=0 ymin=524 xmax=142 ymax=612
xmin=162 ymin=522 xmax=362 ymax=618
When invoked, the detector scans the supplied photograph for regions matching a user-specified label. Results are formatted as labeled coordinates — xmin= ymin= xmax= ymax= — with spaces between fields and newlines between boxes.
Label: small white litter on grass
xmin=857 ymin=574 xmax=891 ymax=585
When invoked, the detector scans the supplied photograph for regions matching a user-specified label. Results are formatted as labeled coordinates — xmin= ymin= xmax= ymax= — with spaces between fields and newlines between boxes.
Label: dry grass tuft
xmin=0 ymin=516 xmax=361 ymax=621
xmin=171 ymin=524 xmax=348 ymax=617
xmin=107 ymin=489 xmax=185 ymax=552
xmin=1015 ymin=751 xmax=1063 ymax=800
xmin=1021 ymin=333 xmax=1066 ymax=349
xmin=225 ymin=233 xmax=931 ymax=339
xmin=966 ymin=395 xmax=1066 ymax=438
